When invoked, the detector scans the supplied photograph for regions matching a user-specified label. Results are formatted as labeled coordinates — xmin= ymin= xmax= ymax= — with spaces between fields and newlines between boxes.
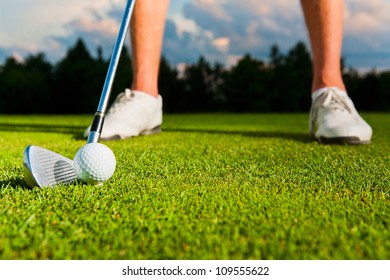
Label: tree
xmin=266 ymin=42 xmax=312 ymax=111
xmin=180 ymin=56 xmax=218 ymax=112
xmin=158 ymin=56 xmax=186 ymax=113
xmin=349 ymin=70 xmax=390 ymax=111
xmin=0 ymin=40 xmax=388 ymax=114
xmin=0 ymin=58 xmax=25 ymax=113
xmin=222 ymin=54 xmax=268 ymax=112
xmin=52 ymin=39 xmax=105 ymax=113
xmin=0 ymin=54 xmax=53 ymax=113
xmin=109 ymin=45 xmax=133 ymax=105
xmin=377 ymin=71 xmax=390 ymax=110
xmin=284 ymin=41 xmax=312 ymax=111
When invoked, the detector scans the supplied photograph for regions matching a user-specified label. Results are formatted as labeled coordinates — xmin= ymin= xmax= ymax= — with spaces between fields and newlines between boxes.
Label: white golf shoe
xmin=309 ymin=87 xmax=372 ymax=144
xmin=84 ymin=89 xmax=162 ymax=140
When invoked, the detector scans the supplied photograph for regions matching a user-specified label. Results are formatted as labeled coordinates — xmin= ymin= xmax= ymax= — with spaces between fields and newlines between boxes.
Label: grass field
xmin=0 ymin=113 xmax=389 ymax=260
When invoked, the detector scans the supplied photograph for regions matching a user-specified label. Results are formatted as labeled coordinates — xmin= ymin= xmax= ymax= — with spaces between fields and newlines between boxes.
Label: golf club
xmin=23 ymin=0 xmax=136 ymax=188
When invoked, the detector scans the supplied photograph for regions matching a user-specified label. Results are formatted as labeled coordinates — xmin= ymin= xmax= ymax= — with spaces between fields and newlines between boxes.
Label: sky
xmin=1 ymin=0 xmax=390 ymax=71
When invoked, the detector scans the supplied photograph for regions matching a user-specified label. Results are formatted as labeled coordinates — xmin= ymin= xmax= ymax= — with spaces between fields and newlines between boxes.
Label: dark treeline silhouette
xmin=0 ymin=38 xmax=389 ymax=114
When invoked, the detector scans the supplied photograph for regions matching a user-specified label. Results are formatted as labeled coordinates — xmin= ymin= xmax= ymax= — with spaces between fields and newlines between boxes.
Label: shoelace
xmin=309 ymin=89 xmax=352 ymax=134
xmin=108 ymin=89 xmax=135 ymax=114
xmin=321 ymin=89 xmax=351 ymax=113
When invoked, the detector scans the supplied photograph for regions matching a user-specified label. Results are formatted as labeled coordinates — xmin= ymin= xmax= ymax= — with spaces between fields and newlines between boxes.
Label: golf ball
xmin=73 ymin=143 xmax=116 ymax=184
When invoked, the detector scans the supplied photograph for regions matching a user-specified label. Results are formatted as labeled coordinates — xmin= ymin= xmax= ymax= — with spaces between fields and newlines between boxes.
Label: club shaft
xmin=87 ymin=0 xmax=136 ymax=144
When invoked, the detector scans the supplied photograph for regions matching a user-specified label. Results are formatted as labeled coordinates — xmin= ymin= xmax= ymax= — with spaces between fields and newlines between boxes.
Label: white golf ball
xmin=73 ymin=143 xmax=116 ymax=184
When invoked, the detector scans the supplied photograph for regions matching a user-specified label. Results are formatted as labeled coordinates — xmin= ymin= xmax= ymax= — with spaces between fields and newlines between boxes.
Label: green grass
xmin=0 ymin=113 xmax=389 ymax=260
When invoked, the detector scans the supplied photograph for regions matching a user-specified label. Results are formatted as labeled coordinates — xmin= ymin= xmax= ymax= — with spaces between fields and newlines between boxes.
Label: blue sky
xmin=1 ymin=0 xmax=390 ymax=71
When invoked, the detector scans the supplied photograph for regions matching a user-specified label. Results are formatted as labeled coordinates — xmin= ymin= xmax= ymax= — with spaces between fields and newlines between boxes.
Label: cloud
xmin=170 ymin=0 xmax=390 ymax=69
xmin=0 ymin=0 xmax=126 ymax=63
xmin=1 ymin=0 xmax=390 ymax=70
xmin=342 ymin=0 xmax=390 ymax=68
xmin=163 ymin=19 xmax=217 ymax=64
xmin=212 ymin=37 xmax=230 ymax=53
xmin=0 ymin=46 xmax=31 ymax=64
xmin=43 ymin=2 xmax=128 ymax=62
xmin=180 ymin=0 xmax=306 ymax=60
xmin=344 ymin=0 xmax=390 ymax=34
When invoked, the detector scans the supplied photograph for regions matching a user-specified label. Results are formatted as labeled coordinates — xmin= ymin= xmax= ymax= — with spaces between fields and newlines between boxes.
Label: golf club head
xmin=23 ymin=145 xmax=77 ymax=188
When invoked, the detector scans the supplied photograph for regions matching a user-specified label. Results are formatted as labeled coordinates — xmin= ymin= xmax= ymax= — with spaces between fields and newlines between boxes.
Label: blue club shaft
xmin=87 ymin=0 xmax=136 ymax=144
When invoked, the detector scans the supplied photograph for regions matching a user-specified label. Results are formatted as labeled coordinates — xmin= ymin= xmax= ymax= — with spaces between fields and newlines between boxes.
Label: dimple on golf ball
xmin=73 ymin=143 xmax=116 ymax=184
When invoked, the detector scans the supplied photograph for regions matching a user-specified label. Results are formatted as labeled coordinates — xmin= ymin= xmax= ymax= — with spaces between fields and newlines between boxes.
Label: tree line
xmin=0 ymin=38 xmax=389 ymax=114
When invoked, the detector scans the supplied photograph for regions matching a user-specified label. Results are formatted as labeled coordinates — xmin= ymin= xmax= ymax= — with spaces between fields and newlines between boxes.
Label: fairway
xmin=0 ymin=113 xmax=389 ymax=259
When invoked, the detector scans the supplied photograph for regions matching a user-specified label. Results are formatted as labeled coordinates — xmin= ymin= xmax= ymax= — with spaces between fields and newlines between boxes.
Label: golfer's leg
xmin=130 ymin=0 xmax=170 ymax=97
xmin=82 ymin=0 xmax=169 ymax=140
xmin=301 ymin=0 xmax=372 ymax=144
xmin=300 ymin=0 xmax=345 ymax=92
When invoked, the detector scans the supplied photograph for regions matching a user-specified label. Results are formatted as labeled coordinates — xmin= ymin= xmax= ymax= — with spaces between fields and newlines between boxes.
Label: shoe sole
xmin=100 ymin=125 xmax=162 ymax=141
xmin=317 ymin=136 xmax=371 ymax=145
xmin=140 ymin=125 xmax=161 ymax=136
